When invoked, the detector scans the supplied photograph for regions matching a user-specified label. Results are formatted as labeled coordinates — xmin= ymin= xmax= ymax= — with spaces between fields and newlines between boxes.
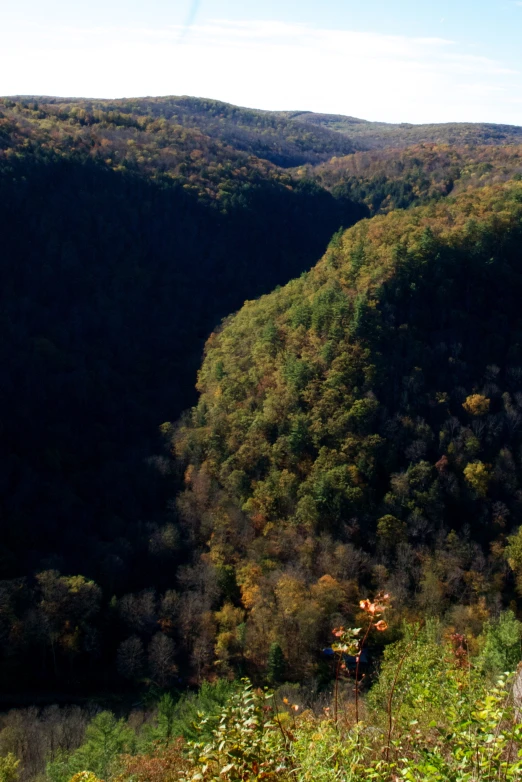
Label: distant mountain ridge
xmin=287 ymin=110 xmax=522 ymax=149
xmin=7 ymin=95 xmax=522 ymax=164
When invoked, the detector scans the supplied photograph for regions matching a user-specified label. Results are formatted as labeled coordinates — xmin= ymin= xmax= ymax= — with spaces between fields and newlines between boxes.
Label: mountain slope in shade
xmin=0 ymin=101 xmax=365 ymax=587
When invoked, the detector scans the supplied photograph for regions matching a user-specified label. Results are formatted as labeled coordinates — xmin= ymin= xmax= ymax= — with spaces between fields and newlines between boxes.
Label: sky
xmin=2 ymin=0 xmax=522 ymax=124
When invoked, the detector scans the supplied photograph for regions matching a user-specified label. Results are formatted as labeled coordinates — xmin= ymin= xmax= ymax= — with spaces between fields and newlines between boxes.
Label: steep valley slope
xmin=173 ymin=182 xmax=522 ymax=676
xmin=2 ymin=95 xmax=522 ymax=691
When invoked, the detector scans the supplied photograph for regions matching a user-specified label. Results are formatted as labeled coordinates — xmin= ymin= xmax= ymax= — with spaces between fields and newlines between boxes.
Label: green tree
xmin=477 ymin=610 xmax=522 ymax=675
xmin=505 ymin=526 xmax=522 ymax=593
xmin=47 ymin=712 xmax=135 ymax=782
xmin=157 ymin=692 xmax=177 ymax=746
xmin=266 ymin=642 xmax=286 ymax=684
xmin=0 ymin=754 xmax=19 ymax=782
xmin=463 ymin=460 xmax=490 ymax=497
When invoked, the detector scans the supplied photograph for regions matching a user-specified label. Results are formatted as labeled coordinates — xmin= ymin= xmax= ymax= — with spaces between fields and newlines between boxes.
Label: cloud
xmin=179 ymin=0 xmax=202 ymax=42
xmin=1 ymin=18 xmax=521 ymax=124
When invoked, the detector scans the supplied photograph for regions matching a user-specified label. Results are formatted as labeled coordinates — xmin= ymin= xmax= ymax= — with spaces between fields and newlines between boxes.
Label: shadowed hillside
xmin=0 ymin=99 xmax=367 ymax=693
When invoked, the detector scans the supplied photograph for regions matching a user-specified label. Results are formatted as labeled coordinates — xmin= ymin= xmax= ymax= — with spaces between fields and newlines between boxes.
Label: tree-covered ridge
xmin=8 ymin=95 xmax=522 ymax=168
xmin=299 ymin=143 xmax=522 ymax=214
xmin=9 ymin=96 xmax=522 ymax=215
xmin=0 ymin=98 xmax=298 ymax=202
xmin=3 ymin=96 xmax=357 ymax=168
xmin=172 ymin=182 xmax=522 ymax=675
xmin=290 ymin=109 xmax=522 ymax=149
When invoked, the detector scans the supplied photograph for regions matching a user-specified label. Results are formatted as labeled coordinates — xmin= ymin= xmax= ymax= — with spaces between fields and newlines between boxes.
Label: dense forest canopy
xmin=173 ymin=182 xmax=522 ymax=678
xmin=289 ymin=109 xmax=522 ymax=149
xmin=2 ymin=96 xmax=357 ymax=168
xmin=9 ymin=95 xmax=522 ymax=164
xmin=300 ymin=143 xmax=522 ymax=213
xmin=2 ymin=95 xmax=522 ymax=697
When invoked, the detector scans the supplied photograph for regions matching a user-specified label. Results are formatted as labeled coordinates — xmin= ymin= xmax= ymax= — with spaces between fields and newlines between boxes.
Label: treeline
xmin=11 ymin=95 xmax=522 ymax=163
xmin=291 ymin=109 xmax=522 ymax=149
xmin=1 ymin=97 xmax=357 ymax=168
xmin=0 ymin=98 xmax=297 ymax=197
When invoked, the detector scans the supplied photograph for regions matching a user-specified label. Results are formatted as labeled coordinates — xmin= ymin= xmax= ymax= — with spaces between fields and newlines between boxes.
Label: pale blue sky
xmin=2 ymin=0 xmax=522 ymax=124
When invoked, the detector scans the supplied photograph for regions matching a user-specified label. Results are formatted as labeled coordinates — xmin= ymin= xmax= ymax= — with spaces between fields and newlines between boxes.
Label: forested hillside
xmin=291 ymin=109 xmax=522 ymax=149
xmin=174 ymin=182 xmax=522 ymax=678
xmin=300 ymin=143 xmax=522 ymax=213
xmin=4 ymin=96 xmax=358 ymax=167
xmin=10 ymin=95 xmax=522 ymax=164
xmin=0 ymin=98 xmax=366 ymax=693
xmin=3 ymin=94 xmax=522 ymax=700
xmin=6 ymin=179 xmax=522 ymax=782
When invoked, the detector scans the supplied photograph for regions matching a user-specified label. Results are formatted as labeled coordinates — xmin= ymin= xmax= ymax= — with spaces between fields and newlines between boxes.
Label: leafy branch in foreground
xmin=185 ymin=680 xmax=292 ymax=781
xmin=332 ymin=592 xmax=390 ymax=724
xmin=42 ymin=610 xmax=522 ymax=781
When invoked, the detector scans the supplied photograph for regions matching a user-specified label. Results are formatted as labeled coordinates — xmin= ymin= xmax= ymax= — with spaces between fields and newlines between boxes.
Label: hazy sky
xmin=2 ymin=0 xmax=522 ymax=124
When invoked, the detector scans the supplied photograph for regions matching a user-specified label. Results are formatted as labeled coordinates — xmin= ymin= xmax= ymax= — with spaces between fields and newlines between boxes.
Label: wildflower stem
xmin=385 ymin=621 xmax=423 ymax=764
xmin=334 ymin=650 xmax=342 ymax=725
xmin=355 ymin=621 xmax=373 ymax=725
